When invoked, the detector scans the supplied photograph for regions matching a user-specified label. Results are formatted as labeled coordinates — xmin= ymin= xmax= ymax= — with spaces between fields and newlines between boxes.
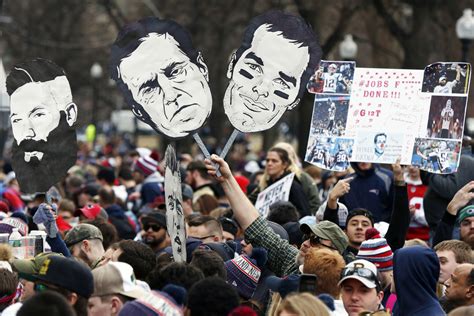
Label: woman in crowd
xmin=248 ymin=147 xmax=311 ymax=217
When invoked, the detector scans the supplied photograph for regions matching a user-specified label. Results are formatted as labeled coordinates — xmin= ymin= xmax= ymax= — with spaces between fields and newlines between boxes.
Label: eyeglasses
xmin=144 ymin=224 xmax=162 ymax=232
xmin=341 ymin=266 xmax=380 ymax=288
xmin=303 ymin=233 xmax=338 ymax=251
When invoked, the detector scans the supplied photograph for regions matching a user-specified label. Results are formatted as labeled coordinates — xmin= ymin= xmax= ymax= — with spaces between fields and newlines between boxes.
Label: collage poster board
xmin=305 ymin=61 xmax=471 ymax=174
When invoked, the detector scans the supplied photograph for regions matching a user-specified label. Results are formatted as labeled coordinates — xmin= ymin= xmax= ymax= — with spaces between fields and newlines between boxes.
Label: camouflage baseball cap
xmin=64 ymin=223 xmax=103 ymax=247
xmin=12 ymin=252 xmax=63 ymax=281
xmin=300 ymin=220 xmax=348 ymax=254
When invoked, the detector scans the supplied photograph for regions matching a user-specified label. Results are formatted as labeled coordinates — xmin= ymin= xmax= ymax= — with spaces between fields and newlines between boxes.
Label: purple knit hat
xmin=225 ymin=247 xmax=267 ymax=299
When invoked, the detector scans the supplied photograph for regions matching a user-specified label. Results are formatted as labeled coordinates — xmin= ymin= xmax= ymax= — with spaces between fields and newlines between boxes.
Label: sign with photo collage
xmin=305 ymin=61 xmax=471 ymax=174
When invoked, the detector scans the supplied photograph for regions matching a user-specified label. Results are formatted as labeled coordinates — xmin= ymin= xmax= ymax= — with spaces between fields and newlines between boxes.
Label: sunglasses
xmin=144 ymin=224 xmax=162 ymax=232
xmin=303 ymin=233 xmax=338 ymax=251
xmin=341 ymin=266 xmax=380 ymax=287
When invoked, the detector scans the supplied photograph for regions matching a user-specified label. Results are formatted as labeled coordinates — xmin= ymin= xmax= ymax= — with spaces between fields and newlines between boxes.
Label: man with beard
xmin=6 ymin=58 xmax=78 ymax=194
xmin=140 ymin=212 xmax=170 ymax=254
xmin=64 ymin=223 xmax=105 ymax=269
xmin=433 ymin=182 xmax=474 ymax=249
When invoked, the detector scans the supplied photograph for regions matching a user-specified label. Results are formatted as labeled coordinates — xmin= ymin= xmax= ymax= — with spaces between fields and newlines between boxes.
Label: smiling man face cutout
xmin=110 ymin=18 xmax=212 ymax=139
xmin=223 ymin=10 xmax=322 ymax=133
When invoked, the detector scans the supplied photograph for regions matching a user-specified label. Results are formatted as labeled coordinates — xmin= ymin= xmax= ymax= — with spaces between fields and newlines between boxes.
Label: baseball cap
xmin=141 ymin=212 xmax=167 ymax=229
xmin=457 ymin=205 xmax=474 ymax=224
xmin=74 ymin=203 xmax=108 ymax=220
xmin=439 ymin=75 xmax=447 ymax=82
xmin=30 ymin=256 xmax=94 ymax=298
xmin=329 ymin=63 xmax=337 ymax=69
xmin=346 ymin=208 xmax=374 ymax=227
xmin=300 ymin=220 xmax=348 ymax=254
xmin=12 ymin=252 xmax=63 ymax=281
xmin=338 ymin=259 xmax=379 ymax=289
xmin=64 ymin=223 xmax=103 ymax=247
xmin=92 ymin=262 xmax=147 ymax=299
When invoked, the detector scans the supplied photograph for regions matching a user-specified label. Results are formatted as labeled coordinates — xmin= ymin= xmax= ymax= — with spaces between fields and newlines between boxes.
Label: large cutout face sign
xmin=223 ymin=10 xmax=321 ymax=133
xmin=6 ymin=58 xmax=78 ymax=193
xmin=110 ymin=17 xmax=212 ymax=139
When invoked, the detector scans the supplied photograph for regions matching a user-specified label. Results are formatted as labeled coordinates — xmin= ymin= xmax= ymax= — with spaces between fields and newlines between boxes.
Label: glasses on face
xmin=144 ymin=224 xmax=162 ymax=232
xmin=303 ymin=233 xmax=338 ymax=251
xmin=341 ymin=266 xmax=380 ymax=287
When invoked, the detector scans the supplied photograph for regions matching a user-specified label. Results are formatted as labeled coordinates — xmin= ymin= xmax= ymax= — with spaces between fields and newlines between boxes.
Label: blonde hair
xmin=404 ymin=238 xmax=429 ymax=248
xmin=275 ymin=293 xmax=330 ymax=316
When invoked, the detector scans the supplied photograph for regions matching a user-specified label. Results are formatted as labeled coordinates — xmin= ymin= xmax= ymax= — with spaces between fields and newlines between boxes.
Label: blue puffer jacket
xmin=339 ymin=163 xmax=393 ymax=223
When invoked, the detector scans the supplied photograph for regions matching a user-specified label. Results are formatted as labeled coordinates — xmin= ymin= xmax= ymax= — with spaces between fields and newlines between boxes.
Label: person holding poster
xmin=433 ymin=66 xmax=461 ymax=94
xmin=248 ymin=147 xmax=310 ymax=217
xmin=440 ymin=99 xmax=454 ymax=138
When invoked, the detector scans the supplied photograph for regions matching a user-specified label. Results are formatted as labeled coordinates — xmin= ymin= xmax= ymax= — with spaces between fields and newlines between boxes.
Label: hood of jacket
xmin=105 ymin=204 xmax=126 ymax=219
xmin=350 ymin=162 xmax=376 ymax=178
xmin=393 ymin=246 xmax=444 ymax=316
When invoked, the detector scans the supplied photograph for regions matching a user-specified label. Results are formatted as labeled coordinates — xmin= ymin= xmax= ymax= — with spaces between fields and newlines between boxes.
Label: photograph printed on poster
xmin=352 ymin=131 xmax=404 ymax=164
xmin=307 ymin=60 xmax=355 ymax=94
xmin=305 ymin=135 xmax=353 ymax=171
xmin=421 ymin=62 xmax=470 ymax=95
xmin=309 ymin=94 xmax=350 ymax=137
xmin=411 ymin=138 xmax=461 ymax=174
xmin=425 ymin=95 xmax=467 ymax=139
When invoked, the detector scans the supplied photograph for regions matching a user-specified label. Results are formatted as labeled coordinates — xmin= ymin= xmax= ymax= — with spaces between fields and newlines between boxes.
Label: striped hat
xmin=356 ymin=228 xmax=393 ymax=271
xmin=134 ymin=156 xmax=158 ymax=176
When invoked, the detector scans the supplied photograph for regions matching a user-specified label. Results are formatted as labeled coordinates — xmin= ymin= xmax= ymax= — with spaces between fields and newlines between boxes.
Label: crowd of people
xmin=0 ymin=138 xmax=473 ymax=316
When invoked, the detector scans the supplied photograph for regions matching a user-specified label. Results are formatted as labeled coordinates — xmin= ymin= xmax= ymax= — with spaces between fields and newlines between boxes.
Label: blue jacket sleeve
xmin=46 ymin=235 xmax=71 ymax=257
xmin=432 ymin=212 xmax=456 ymax=247
xmin=385 ymin=185 xmax=410 ymax=251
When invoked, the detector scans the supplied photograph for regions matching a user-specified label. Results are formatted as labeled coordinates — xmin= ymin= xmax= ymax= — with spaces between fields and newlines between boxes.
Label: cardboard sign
xmin=255 ymin=173 xmax=295 ymax=217
xmin=164 ymin=145 xmax=186 ymax=263
xmin=305 ymin=61 xmax=470 ymax=174
xmin=7 ymin=58 xmax=78 ymax=193
xmin=110 ymin=17 xmax=212 ymax=139
xmin=223 ymin=10 xmax=322 ymax=133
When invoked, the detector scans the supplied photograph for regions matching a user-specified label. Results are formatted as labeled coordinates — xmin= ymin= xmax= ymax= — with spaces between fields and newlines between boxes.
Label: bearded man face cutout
xmin=223 ymin=10 xmax=322 ymax=133
xmin=7 ymin=59 xmax=77 ymax=194
xmin=110 ymin=17 xmax=212 ymax=139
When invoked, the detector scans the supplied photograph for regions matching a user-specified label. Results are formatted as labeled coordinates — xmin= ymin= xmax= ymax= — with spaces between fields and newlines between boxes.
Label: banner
xmin=305 ymin=61 xmax=470 ymax=174
xmin=255 ymin=173 xmax=295 ymax=217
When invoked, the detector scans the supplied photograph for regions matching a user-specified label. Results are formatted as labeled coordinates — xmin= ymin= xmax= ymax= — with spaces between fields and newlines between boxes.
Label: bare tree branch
xmin=101 ymin=0 xmax=127 ymax=31
xmin=372 ymin=0 xmax=408 ymax=42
